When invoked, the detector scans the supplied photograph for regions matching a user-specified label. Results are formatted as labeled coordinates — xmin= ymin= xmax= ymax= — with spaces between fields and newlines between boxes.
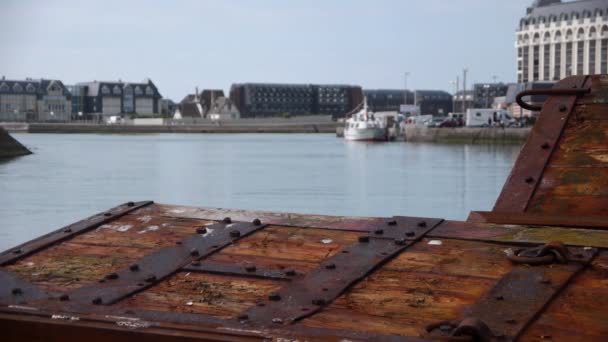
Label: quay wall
xmin=26 ymin=122 xmax=339 ymax=134
xmin=0 ymin=128 xmax=31 ymax=158
xmin=403 ymin=126 xmax=531 ymax=144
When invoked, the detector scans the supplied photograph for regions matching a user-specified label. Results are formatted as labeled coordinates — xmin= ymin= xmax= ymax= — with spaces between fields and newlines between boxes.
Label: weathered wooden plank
xmin=298 ymin=239 xmax=509 ymax=337
xmin=527 ymin=194 xmax=608 ymax=216
xmin=6 ymin=242 xmax=150 ymax=292
xmin=468 ymin=211 xmax=608 ymax=229
xmin=152 ymin=204 xmax=386 ymax=232
xmin=203 ymin=225 xmax=361 ymax=276
xmin=520 ymin=252 xmax=608 ymax=342
xmin=430 ymin=221 xmax=608 ymax=248
xmin=116 ymin=272 xmax=281 ymax=319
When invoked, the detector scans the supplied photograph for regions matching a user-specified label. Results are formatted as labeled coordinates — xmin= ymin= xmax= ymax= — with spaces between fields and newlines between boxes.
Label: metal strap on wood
xmin=425 ymin=242 xmax=598 ymax=341
xmin=242 ymin=217 xmax=443 ymax=326
xmin=0 ymin=270 xmax=52 ymax=305
xmin=0 ymin=201 xmax=154 ymax=266
xmin=493 ymin=76 xmax=589 ymax=213
xmin=68 ymin=220 xmax=268 ymax=305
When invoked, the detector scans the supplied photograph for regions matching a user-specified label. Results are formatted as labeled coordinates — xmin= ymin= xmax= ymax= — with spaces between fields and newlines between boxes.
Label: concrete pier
xmin=403 ymin=126 xmax=530 ymax=144
xmin=0 ymin=128 xmax=31 ymax=158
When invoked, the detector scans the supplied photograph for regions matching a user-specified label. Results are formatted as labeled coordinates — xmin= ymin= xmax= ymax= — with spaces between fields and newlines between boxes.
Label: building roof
xmin=524 ymin=0 xmax=607 ymax=21
xmin=76 ymin=79 xmax=162 ymax=98
xmin=0 ymin=78 xmax=71 ymax=98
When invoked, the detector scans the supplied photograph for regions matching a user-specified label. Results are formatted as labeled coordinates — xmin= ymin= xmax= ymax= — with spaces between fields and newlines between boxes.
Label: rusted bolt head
xmin=312 ymin=299 xmax=326 ymax=306
xmin=252 ymin=218 xmax=262 ymax=226
xmin=59 ymin=294 xmax=70 ymax=301
xmin=325 ymin=263 xmax=336 ymax=270
xmin=230 ymin=230 xmax=241 ymax=238
xmin=13 ymin=249 xmax=21 ymax=254
xmin=196 ymin=227 xmax=207 ymax=234
xmin=495 ymin=295 xmax=504 ymax=301
xmin=559 ymin=104 xmax=568 ymax=112
xmin=105 ymin=273 xmax=119 ymax=280
xmin=92 ymin=297 xmax=103 ymax=305
xmin=387 ymin=220 xmax=397 ymax=226
xmin=129 ymin=264 xmax=139 ymax=272
xmin=245 ymin=265 xmax=257 ymax=272
xmin=190 ymin=248 xmax=200 ymax=256
xmin=223 ymin=217 xmax=232 ymax=224
xmin=541 ymin=142 xmax=550 ymax=149
xmin=127 ymin=201 xmax=135 ymax=207
xmin=405 ymin=231 xmax=415 ymax=237
xmin=237 ymin=314 xmax=249 ymax=320
xmin=285 ymin=269 xmax=296 ymax=276
xmin=394 ymin=238 xmax=407 ymax=245
xmin=175 ymin=241 xmax=182 ymax=245
xmin=63 ymin=228 xmax=72 ymax=233
xmin=505 ymin=319 xmax=517 ymax=324
xmin=439 ymin=324 xmax=453 ymax=332
xmin=145 ymin=274 xmax=157 ymax=283
xmin=540 ymin=278 xmax=552 ymax=285
xmin=191 ymin=260 xmax=201 ymax=267
xmin=268 ymin=293 xmax=281 ymax=301
xmin=104 ymin=212 xmax=112 ymax=217
xmin=358 ymin=235 xmax=370 ymax=243
xmin=11 ymin=288 xmax=23 ymax=295
xmin=417 ymin=221 xmax=427 ymax=228
xmin=525 ymin=176 xmax=535 ymax=184
xmin=374 ymin=229 xmax=384 ymax=235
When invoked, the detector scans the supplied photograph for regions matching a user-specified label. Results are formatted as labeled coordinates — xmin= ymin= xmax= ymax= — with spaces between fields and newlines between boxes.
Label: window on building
xmin=523 ymin=45 xmax=530 ymax=82
xmin=602 ymin=38 xmax=608 ymax=74
xmin=113 ymin=85 xmax=121 ymax=95
xmin=576 ymin=41 xmax=584 ymax=75
xmin=145 ymin=86 xmax=154 ymax=96
xmin=25 ymin=83 xmax=35 ymax=92
xmin=13 ymin=83 xmax=23 ymax=92
xmin=0 ymin=83 xmax=8 ymax=92
xmin=101 ymin=85 xmax=110 ymax=95
xmin=134 ymin=86 xmax=143 ymax=95
xmin=566 ymin=42 xmax=573 ymax=76
xmin=533 ymin=45 xmax=540 ymax=80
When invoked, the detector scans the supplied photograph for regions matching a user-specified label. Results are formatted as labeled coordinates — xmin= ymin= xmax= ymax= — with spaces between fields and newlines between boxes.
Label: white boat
xmin=343 ymin=98 xmax=387 ymax=141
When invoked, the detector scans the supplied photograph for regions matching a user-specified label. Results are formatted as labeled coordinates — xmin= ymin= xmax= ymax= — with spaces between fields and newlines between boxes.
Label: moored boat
xmin=343 ymin=98 xmax=387 ymax=141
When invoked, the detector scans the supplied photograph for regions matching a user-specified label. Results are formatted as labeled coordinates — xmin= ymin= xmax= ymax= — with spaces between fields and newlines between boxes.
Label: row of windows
xmin=100 ymin=85 xmax=154 ymax=96
xmin=519 ymin=26 xmax=608 ymax=44
xmin=519 ymin=39 xmax=608 ymax=81
xmin=521 ymin=9 xmax=608 ymax=27
xmin=0 ymin=83 xmax=37 ymax=93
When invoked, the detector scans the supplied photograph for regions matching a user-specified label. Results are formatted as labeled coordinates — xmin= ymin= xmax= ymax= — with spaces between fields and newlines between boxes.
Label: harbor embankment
xmin=0 ymin=127 xmax=32 ymax=158
xmin=5 ymin=122 xmax=339 ymax=134
xmin=403 ymin=126 xmax=530 ymax=144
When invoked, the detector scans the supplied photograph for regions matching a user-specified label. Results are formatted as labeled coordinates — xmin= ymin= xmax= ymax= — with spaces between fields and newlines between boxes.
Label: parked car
xmin=425 ymin=118 xmax=445 ymax=127
xmin=439 ymin=118 xmax=458 ymax=128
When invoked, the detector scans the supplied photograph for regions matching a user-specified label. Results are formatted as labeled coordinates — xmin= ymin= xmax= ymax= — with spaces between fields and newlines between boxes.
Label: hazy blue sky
xmin=0 ymin=0 xmax=533 ymax=100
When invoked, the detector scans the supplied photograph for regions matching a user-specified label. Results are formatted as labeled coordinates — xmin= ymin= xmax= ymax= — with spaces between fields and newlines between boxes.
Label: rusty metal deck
xmin=2 ymin=75 xmax=608 ymax=341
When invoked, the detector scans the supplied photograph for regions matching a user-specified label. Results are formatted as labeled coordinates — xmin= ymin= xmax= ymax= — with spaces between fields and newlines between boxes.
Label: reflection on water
xmin=0 ymin=133 xmax=521 ymax=250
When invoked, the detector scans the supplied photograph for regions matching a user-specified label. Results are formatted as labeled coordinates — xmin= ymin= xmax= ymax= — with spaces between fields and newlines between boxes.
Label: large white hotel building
xmin=516 ymin=0 xmax=608 ymax=83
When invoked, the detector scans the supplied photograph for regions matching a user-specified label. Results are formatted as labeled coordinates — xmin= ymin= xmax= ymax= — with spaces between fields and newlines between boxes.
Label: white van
xmin=466 ymin=109 xmax=516 ymax=127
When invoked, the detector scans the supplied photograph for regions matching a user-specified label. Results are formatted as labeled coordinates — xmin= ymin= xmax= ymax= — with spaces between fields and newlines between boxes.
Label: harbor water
xmin=0 ymin=133 xmax=521 ymax=251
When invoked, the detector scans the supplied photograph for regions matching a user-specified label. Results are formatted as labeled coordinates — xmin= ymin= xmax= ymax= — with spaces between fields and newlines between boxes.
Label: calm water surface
xmin=0 ymin=133 xmax=521 ymax=251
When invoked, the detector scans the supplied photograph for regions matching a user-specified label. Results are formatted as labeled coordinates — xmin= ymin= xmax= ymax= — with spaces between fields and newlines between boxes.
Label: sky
xmin=0 ymin=0 xmax=533 ymax=100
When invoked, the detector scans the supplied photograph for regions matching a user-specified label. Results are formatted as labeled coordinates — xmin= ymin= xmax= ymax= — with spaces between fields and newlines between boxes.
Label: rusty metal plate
xmin=0 ymin=201 xmax=153 ymax=266
xmin=243 ymin=236 xmax=417 ymax=326
xmin=0 ymin=270 xmax=51 ymax=305
xmin=493 ymin=76 xmax=588 ymax=213
xmin=182 ymin=263 xmax=293 ymax=281
xmin=367 ymin=216 xmax=444 ymax=241
xmin=426 ymin=245 xmax=598 ymax=341
xmin=67 ymin=220 xmax=268 ymax=305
